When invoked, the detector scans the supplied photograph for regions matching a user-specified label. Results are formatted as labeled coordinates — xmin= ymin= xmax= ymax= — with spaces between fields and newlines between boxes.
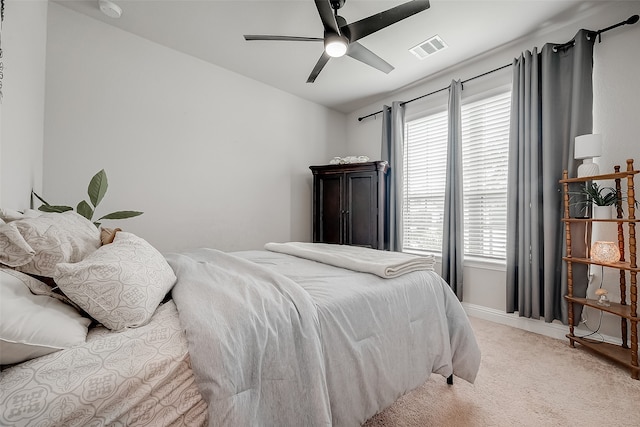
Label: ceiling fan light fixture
xmin=325 ymin=34 xmax=348 ymax=57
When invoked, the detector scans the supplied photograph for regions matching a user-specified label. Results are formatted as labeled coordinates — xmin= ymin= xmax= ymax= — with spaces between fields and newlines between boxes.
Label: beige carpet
xmin=363 ymin=316 xmax=640 ymax=427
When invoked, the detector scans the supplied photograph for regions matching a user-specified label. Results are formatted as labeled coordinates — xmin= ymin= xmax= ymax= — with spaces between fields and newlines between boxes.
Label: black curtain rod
xmin=356 ymin=63 xmax=511 ymax=122
xmin=357 ymin=14 xmax=639 ymax=122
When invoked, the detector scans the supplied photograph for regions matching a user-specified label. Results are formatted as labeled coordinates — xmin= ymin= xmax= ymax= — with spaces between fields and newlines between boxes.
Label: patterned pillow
xmin=0 ymin=268 xmax=91 ymax=365
xmin=0 ymin=211 xmax=101 ymax=277
xmin=54 ymin=232 xmax=177 ymax=331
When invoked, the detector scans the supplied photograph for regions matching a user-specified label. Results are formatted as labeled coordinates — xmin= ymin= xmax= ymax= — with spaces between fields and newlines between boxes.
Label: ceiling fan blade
xmin=314 ymin=0 xmax=340 ymax=33
xmin=244 ymin=35 xmax=323 ymax=42
xmin=344 ymin=0 xmax=430 ymax=42
xmin=347 ymin=42 xmax=394 ymax=74
xmin=307 ymin=52 xmax=331 ymax=83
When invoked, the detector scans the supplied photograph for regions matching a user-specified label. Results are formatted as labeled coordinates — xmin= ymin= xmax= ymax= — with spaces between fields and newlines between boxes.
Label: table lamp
xmin=575 ymin=134 xmax=603 ymax=178
xmin=591 ymin=241 xmax=619 ymax=306
xmin=591 ymin=241 xmax=620 ymax=264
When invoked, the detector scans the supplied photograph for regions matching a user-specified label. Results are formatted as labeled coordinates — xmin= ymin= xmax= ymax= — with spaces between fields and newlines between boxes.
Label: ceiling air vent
xmin=409 ymin=35 xmax=448 ymax=60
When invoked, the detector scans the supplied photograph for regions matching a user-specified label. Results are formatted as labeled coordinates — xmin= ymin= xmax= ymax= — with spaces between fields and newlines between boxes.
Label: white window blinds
xmin=403 ymin=91 xmax=511 ymax=260
xmin=403 ymin=110 xmax=448 ymax=253
xmin=461 ymin=92 xmax=511 ymax=259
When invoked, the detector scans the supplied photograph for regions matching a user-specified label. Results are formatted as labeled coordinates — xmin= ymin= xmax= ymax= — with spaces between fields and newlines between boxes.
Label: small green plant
xmin=568 ymin=182 xmax=618 ymax=217
xmin=581 ymin=182 xmax=618 ymax=206
xmin=32 ymin=169 xmax=143 ymax=227
xmin=570 ymin=182 xmax=638 ymax=217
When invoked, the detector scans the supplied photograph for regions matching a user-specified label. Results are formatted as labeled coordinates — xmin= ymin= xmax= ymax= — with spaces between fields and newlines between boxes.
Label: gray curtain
xmin=506 ymin=29 xmax=596 ymax=323
xmin=442 ymin=80 xmax=464 ymax=300
xmin=381 ymin=101 xmax=405 ymax=251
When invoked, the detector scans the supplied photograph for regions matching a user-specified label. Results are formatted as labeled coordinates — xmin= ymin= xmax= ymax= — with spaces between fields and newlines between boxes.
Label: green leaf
xmin=88 ymin=169 xmax=108 ymax=208
xmin=31 ymin=191 xmax=50 ymax=206
xmin=97 ymin=211 xmax=144 ymax=221
xmin=38 ymin=205 xmax=73 ymax=213
xmin=76 ymin=200 xmax=94 ymax=220
xmin=577 ymin=183 xmax=619 ymax=206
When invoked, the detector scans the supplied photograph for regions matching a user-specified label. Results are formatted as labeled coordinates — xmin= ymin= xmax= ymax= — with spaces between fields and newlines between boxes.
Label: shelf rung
xmin=567 ymin=335 xmax=639 ymax=379
xmin=562 ymin=257 xmax=639 ymax=272
xmin=565 ymin=296 xmax=638 ymax=320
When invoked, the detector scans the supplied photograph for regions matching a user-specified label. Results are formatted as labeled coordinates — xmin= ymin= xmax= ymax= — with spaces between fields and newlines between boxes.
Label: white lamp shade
xmin=574 ymin=134 xmax=603 ymax=160
xmin=591 ymin=241 xmax=620 ymax=263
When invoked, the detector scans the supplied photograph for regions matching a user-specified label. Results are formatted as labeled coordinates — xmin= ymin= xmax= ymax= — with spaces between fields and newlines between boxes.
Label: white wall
xmin=589 ymin=8 xmax=640 ymax=340
xmin=345 ymin=1 xmax=640 ymax=337
xmin=0 ymin=0 xmax=48 ymax=209
xmin=43 ymin=3 xmax=346 ymax=252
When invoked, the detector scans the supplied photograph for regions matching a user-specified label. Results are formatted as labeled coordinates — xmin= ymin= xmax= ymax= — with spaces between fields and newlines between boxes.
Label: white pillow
xmin=54 ymin=232 xmax=176 ymax=331
xmin=0 ymin=211 xmax=101 ymax=277
xmin=0 ymin=269 xmax=91 ymax=365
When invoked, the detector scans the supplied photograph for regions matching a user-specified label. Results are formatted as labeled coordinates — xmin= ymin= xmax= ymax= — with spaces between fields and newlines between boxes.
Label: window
xmin=403 ymin=91 xmax=511 ymax=260
xmin=403 ymin=110 xmax=448 ymax=254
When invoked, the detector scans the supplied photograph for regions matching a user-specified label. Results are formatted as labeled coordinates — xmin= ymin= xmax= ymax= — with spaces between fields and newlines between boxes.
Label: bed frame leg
xmin=447 ymin=374 xmax=453 ymax=385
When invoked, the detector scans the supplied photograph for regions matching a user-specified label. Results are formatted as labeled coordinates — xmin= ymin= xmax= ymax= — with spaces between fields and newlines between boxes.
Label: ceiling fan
xmin=244 ymin=0 xmax=431 ymax=83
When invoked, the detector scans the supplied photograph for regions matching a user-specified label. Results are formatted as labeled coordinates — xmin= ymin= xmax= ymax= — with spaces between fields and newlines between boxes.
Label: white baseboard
xmin=462 ymin=302 xmax=622 ymax=345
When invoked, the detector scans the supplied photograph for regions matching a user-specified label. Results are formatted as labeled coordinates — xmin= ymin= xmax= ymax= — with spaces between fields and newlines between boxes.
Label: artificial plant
xmin=569 ymin=181 xmax=639 ymax=217
xmin=32 ymin=169 xmax=143 ymax=227
xmin=580 ymin=182 xmax=618 ymax=206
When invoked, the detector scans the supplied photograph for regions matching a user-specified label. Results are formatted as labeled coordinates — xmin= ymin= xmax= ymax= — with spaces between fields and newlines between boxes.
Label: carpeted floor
xmin=363 ymin=316 xmax=640 ymax=427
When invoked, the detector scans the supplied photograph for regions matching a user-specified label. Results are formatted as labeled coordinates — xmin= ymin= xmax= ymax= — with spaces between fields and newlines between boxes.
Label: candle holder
xmin=595 ymin=288 xmax=610 ymax=306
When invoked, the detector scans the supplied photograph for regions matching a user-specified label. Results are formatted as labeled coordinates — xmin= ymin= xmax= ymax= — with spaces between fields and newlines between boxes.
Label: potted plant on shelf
xmin=571 ymin=182 xmax=618 ymax=219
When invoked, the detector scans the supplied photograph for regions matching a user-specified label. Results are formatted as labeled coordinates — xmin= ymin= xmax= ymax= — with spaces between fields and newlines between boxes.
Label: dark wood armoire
xmin=310 ymin=161 xmax=389 ymax=250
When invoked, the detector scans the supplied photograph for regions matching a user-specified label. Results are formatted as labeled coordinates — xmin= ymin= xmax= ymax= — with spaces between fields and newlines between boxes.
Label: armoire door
xmin=313 ymin=172 xmax=343 ymax=244
xmin=344 ymin=171 xmax=378 ymax=248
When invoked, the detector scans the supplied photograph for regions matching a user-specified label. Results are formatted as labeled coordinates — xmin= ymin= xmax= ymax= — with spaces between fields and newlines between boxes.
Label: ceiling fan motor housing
xmin=330 ymin=0 xmax=346 ymax=11
xmin=335 ymin=15 xmax=349 ymax=34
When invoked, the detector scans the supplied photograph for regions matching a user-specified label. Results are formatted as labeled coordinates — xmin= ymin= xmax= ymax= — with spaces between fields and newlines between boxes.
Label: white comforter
xmin=167 ymin=250 xmax=332 ymax=427
xmin=168 ymin=249 xmax=481 ymax=427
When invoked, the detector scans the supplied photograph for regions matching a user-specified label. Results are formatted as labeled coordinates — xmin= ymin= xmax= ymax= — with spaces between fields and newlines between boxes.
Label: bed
xmin=0 ymin=211 xmax=481 ymax=426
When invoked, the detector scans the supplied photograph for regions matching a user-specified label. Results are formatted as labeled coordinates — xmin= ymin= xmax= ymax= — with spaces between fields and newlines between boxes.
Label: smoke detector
xmin=409 ymin=35 xmax=448 ymax=60
xmin=98 ymin=0 xmax=122 ymax=19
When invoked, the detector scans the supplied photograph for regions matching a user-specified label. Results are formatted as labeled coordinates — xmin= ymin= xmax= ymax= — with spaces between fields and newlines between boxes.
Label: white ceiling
xmin=55 ymin=0 xmax=599 ymax=113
